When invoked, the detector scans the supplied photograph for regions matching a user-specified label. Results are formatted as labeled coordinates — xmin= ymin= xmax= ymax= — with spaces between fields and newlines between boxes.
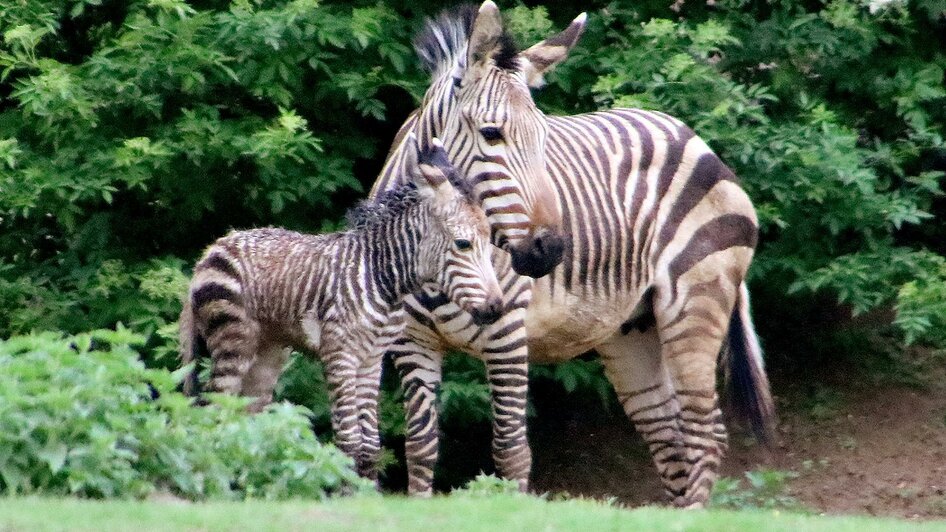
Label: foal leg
xmin=240 ymin=344 xmax=290 ymax=413
xmin=320 ymin=344 xmax=364 ymax=468
xmin=355 ymin=354 xmax=383 ymax=482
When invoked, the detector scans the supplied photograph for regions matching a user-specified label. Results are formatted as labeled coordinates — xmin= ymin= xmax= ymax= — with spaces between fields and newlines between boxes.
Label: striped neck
xmin=354 ymin=203 xmax=430 ymax=305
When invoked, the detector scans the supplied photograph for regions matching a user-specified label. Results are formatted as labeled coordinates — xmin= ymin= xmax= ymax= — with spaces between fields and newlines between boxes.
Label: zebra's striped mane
xmin=414 ymin=4 xmax=519 ymax=77
xmin=346 ymin=182 xmax=424 ymax=231
xmin=346 ymin=170 xmax=476 ymax=232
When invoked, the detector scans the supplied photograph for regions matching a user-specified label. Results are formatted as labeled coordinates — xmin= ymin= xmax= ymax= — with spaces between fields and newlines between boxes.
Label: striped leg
xmin=654 ymin=279 xmax=735 ymax=507
xmin=355 ymin=355 xmax=383 ymax=482
xmin=597 ymin=328 xmax=684 ymax=504
xmin=204 ymin=315 xmax=260 ymax=398
xmin=240 ymin=344 xmax=290 ymax=413
xmin=321 ymin=348 xmax=363 ymax=468
xmin=391 ymin=317 xmax=445 ymax=496
xmin=481 ymin=308 xmax=531 ymax=491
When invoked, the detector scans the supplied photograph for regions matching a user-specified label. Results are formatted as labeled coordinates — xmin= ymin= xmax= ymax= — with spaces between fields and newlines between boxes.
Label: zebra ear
xmin=417 ymin=137 xmax=453 ymax=179
xmin=415 ymin=138 xmax=455 ymax=201
xmin=467 ymin=1 xmax=504 ymax=68
xmin=519 ymin=12 xmax=587 ymax=88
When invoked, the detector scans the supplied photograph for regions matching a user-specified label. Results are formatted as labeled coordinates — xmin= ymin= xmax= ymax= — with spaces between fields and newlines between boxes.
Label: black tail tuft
xmin=724 ymin=285 xmax=777 ymax=446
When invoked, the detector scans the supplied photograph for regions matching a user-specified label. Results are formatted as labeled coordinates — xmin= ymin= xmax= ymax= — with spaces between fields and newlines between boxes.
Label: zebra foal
xmin=179 ymin=140 xmax=503 ymax=479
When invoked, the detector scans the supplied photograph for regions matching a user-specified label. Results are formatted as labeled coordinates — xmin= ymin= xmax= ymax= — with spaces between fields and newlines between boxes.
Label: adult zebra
xmin=371 ymin=2 xmax=776 ymax=507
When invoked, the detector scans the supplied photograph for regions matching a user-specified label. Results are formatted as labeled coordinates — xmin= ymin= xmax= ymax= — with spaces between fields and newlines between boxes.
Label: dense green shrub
xmin=0 ymin=0 xmax=422 ymax=345
xmin=0 ymin=328 xmax=370 ymax=499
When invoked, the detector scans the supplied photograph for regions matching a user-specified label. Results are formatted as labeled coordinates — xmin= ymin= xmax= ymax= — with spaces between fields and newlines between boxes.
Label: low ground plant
xmin=0 ymin=329 xmax=369 ymax=500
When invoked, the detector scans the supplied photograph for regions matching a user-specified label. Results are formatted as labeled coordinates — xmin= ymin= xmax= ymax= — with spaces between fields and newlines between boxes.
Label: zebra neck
xmin=355 ymin=206 xmax=427 ymax=305
xmin=416 ymin=78 xmax=453 ymax=141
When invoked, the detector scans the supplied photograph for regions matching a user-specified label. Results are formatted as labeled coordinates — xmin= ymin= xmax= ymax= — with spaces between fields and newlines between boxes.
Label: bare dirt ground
xmin=528 ymin=374 xmax=946 ymax=519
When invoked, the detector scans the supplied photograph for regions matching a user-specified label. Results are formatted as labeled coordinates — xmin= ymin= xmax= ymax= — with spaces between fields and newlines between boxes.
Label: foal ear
xmin=519 ymin=12 xmax=587 ymax=88
xmin=467 ymin=1 xmax=505 ymax=69
xmin=415 ymin=138 xmax=456 ymax=202
xmin=417 ymin=137 xmax=455 ymax=182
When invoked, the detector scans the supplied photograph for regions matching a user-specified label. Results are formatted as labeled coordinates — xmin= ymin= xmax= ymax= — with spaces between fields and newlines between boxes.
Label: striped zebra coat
xmin=370 ymin=3 xmax=775 ymax=507
xmin=180 ymin=141 xmax=503 ymax=480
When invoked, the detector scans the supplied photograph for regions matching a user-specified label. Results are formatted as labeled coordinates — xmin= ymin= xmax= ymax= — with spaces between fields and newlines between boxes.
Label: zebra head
xmin=415 ymin=138 xmax=503 ymax=325
xmin=413 ymin=2 xmax=587 ymax=279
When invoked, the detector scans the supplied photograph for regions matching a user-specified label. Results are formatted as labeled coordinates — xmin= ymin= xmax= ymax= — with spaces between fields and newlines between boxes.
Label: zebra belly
xmin=524 ymin=276 xmax=634 ymax=364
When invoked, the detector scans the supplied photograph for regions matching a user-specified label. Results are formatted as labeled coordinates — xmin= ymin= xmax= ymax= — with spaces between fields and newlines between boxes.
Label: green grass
xmin=2 ymin=496 xmax=946 ymax=532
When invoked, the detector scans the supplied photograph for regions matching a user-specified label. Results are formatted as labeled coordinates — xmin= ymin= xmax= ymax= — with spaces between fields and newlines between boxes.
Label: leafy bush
xmin=0 ymin=328 xmax=370 ymax=499
xmin=530 ymin=359 xmax=618 ymax=415
xmin=0 ymin=0 xmax=422 ymax=346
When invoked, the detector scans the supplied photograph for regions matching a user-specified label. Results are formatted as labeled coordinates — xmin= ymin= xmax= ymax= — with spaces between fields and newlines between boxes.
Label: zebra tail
xmin=179 ymin=297 xmax=204 ymax=397
xmin=724 ymin=281 xmax=777 ymax=445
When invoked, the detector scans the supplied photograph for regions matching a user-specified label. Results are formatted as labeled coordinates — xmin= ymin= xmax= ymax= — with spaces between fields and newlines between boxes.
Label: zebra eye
xmin=479 ymin=126 xmax=503 ymax=143
xmin=454 ymin=239 xmax=473 ymax=251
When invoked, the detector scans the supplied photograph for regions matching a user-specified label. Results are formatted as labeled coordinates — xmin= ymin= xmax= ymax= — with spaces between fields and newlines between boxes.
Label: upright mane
xmin=346 ymin=182 xmax=424 ymax=231
xmin=346 ymin=169 xmax=477 ymax=232
xmin=413 ymin=4 xmax=519 ymax=77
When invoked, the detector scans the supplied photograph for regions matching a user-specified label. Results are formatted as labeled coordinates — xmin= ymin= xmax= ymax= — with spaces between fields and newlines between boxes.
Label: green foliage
xmin=711 ymin=469 xmax=803 ymax=511
xmin=273 ymin=353 xmax=334 ymax=436
xmin=796 ymin=385 xmax=843 ymax=421
xmin=439 ymin=354 xmax=493 ymax=429
xmin=530 ymin=359 xmax=617 ymax=415
xmin=895 ymin=257 xmax=946 ymax=346
xmin=456 ymin=473 xmax=522 ymax=497
xmin=0 ymin=329 xmax=370 ymax=500
xmin=0 ymin=0 xmax=422 ymax=347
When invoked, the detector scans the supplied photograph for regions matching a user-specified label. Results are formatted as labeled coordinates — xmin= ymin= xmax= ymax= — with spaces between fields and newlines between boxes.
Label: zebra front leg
xmin=321 ymin=350 xmax=364 ymax=470
xmin=481 ymin=308 xmax=531 ymax=492
xmin=391 ymin=327 xmax=444 ymax=496
xmin=355 ymin=354 xmax=383 ymax=483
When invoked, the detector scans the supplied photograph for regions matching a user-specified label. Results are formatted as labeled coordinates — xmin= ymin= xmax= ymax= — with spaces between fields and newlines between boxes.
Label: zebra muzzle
xmin=508 ymin=228 xmax=565 ymax=279
xmin=469 ymin=297 xmax=504 ymax=325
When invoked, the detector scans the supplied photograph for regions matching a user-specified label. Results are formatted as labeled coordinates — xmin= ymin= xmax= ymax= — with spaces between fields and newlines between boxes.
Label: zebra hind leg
xmin=654 ymin=285 xmax=733 ymax=508
xmin=201 ymin=306 xmax=261 ymax=401
xmin=597 ymin=328 xmax=685 ymax=505
xmin=240 ymin=344 xmax=290 ymax=413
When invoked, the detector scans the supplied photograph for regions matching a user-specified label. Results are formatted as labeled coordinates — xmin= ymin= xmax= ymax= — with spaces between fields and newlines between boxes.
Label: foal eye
xmin=479 ymin=126 xmax=503 ymax=143
xmin=454 ymin=239 xmax=473 ymax=251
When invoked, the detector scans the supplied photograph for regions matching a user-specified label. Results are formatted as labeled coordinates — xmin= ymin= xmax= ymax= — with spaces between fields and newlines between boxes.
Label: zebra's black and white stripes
xmin=370 ymin=3 xmax=775 ymax=507
xmin=179 ymin=141 xmax=503 ymax=480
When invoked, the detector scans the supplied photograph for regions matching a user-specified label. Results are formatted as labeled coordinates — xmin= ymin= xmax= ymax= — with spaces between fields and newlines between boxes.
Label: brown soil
xmin=529 ymin=377 xmax=946 ymax=519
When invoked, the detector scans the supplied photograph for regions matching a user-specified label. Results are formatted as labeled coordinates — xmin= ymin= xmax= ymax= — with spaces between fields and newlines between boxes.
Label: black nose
xmin=509 ymin=230 xmax=566 ymax=279
xmin=470 ymin=298 xmax=503 ymax=325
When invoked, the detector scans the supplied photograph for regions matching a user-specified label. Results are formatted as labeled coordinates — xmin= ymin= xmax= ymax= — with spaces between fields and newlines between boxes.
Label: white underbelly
xmin=524 ymin=276 xmax=635 ymax=364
